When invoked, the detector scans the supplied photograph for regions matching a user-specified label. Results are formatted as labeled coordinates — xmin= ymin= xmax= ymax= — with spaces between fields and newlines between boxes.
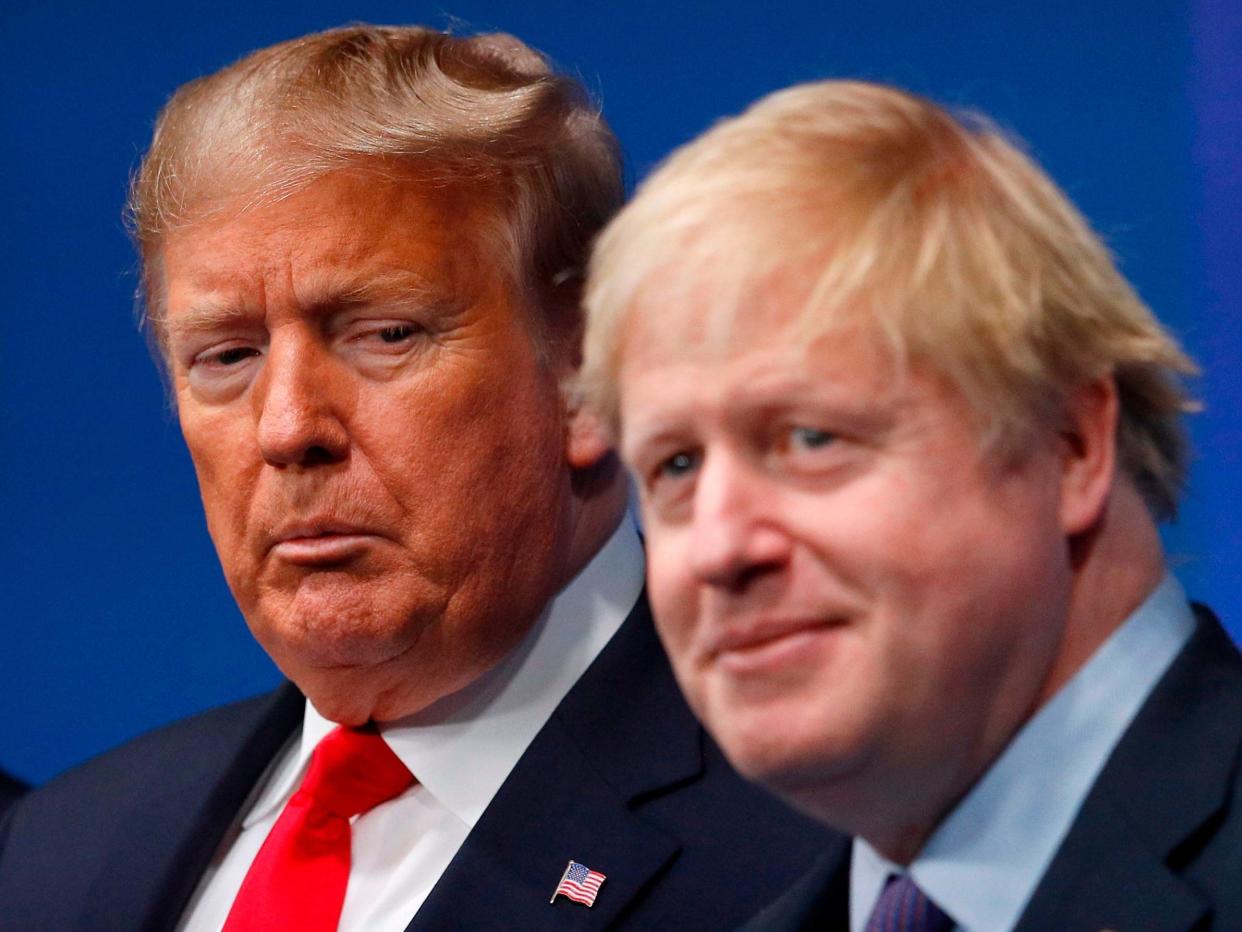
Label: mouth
xmin=269 ymin=519 xmax=383 ymax=567
xmin=707 ymin=617 xmax=845 ymax=676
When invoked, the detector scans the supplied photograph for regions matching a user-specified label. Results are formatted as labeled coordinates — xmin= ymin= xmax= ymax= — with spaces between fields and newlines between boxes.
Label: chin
xmin=261 ymin=587 xmax=434 ymax=663
xmin=285 ymin=654 xmax=424 ymax=726
xmin=304 ymin=690 xmax=375 ymax=728
xmin=703 ymin=702 xmax=808 ymax=782
xmin=293 ymin=648 xmax=490 ymax=726
xmin=274 ymin=620 xmax=416 ymax=670
xmin=706 ymin=695 xmax=867 ymax=796
xmin=717 ymin=728 xmax=812 ymax=784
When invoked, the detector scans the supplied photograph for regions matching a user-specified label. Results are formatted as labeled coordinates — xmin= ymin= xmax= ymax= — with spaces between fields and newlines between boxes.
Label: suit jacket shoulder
xmin=0 ymin=685 xmax=303 ymax=931
xmin=0 ymin=768 xmax=28 ymax=814
xmin=1014 ymin=605 xmax=1242 ymax=932
xmin=736 ymin=842 xmax=851 ymax=932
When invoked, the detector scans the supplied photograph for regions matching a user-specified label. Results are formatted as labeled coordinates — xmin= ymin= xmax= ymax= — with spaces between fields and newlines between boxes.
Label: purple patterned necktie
xmin=865 ymin=874 xmax=954 ymax=932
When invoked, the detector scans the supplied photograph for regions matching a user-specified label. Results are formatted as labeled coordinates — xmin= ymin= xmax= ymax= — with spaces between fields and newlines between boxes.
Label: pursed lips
xmin=267 ymin=517 xmax=385 ymax=565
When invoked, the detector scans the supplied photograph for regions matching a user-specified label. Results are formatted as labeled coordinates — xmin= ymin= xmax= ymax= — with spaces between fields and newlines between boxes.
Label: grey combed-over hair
xmin=129 ymin=24 xmax=623 ymax=356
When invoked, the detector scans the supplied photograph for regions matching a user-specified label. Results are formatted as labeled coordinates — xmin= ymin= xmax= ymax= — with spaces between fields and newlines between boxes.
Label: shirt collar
xmin=244 ymin=516 xmax=644 ymax=830
xmin=850 ymin=574 xmax=1196 ymax=932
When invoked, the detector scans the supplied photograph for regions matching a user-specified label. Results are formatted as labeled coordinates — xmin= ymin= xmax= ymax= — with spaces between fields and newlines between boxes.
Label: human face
xmin=160 ymin=170 xmax=580 ymax=724
xmin=617 ymin=298 xmax=1080 ymax=850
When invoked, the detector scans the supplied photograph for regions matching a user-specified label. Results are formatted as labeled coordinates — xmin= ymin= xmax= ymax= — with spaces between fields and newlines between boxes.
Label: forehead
xmin=616 ymin=254 xmax=874 ymax=375
xmin=609 ymin=264 xmax=999 ymax=454
xmin=616 ymin=300 xmax=906 ymax=445
xmin=155 ymin=169 xmax=500 ymax=323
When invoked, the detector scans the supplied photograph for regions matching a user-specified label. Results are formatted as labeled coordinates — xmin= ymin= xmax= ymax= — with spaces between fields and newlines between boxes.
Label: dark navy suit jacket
xmin=741 ymin=606 xmax=1242 ymax=932
xmin=0 ymin=770 xmax=26 ymax=815
xmin=0 ymin=598 xmax=833 ymax=931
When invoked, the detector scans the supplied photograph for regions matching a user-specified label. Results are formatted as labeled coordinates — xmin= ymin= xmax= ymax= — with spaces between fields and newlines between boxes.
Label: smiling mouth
xmin=709 ymin=618 xmax=844 ymax=675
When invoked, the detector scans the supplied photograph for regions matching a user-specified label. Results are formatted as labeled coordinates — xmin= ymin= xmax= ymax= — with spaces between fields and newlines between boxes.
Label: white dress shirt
xmin=849 ymin=574 xmax=1196 ymax=932
xmin=178 ymin=517 xmax=644 ymax=932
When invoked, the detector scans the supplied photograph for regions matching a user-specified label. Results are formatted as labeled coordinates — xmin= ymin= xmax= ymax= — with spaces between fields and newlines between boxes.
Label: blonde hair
xmin=583 ymin=80 xmax=1197 ymax=518
xmin=129 ymin=24 xmax=622 ymax=351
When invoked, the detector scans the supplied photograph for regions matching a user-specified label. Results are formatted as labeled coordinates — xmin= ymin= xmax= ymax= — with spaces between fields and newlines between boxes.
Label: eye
xmin=636 ymin=447 xmax=701 ymax=521
xmin=184 ymin=340 xmax=263 ymax=402
xmin=189 ymin=342 xmax=262 ymax=370
xmin=774 ymin=424 xmax=853 ymax=481
xmin=790 ymin=427 xmax=835 ymax=450
xmin=214 ymin=346 xmax=261 ymax=366
xmin=658 ymin=450 xmax=700 ymax=480
xmin=345 ymin=320 xmax=426 ymax=357
xmin=377 ymin=323 xmax=419 ymax=344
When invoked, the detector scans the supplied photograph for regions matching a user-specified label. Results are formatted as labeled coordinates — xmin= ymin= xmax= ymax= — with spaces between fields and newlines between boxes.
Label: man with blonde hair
xmin=582 ymin=80 xmax=1242 ymax=930
xmin=0 ymin=26 xmax=827 ymax=930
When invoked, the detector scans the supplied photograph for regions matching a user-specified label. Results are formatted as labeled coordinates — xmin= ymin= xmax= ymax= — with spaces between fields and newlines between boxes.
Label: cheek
xmin=795 ymin=462 xmax=998 ymax=583
xmin=837 ymin=476 xmax=1064 ymax=692
xmin=644 ymin=530 xmax=700 ymax=660
xmin=181 ymin=416 xmax=253 ymax=528
xmin=781 ymin=478 xmax=926 ymax=601
xmin=357 ymin=369 xmax=572 ymax=581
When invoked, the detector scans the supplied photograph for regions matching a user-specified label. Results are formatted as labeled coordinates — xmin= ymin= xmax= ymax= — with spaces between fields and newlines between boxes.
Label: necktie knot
xmin=299 ymin=725 xmax=414 ymax=819
xmin=865 ymin=873 xmax=954 ymax=932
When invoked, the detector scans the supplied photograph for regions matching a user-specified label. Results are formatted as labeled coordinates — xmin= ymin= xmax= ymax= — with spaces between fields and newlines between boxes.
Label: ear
xmin=1058 ymin=376 xmax=1119 ymax=536
xmin=550 ymin=304 xmax=615 ymax=470
xmin=565 ymin=398 xmax=614 ymax=470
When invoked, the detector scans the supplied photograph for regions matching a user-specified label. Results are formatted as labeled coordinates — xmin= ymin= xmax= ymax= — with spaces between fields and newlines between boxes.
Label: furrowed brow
xmin=308 ymin=270 xmax=445 ymax=309
xmin=310 ymin=272 xmax=472 ymax=326
xmin=166 ymin=300 xmax=259 ymax=341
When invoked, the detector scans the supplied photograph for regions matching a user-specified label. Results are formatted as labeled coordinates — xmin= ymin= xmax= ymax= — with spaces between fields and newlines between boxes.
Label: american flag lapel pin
xmin=550 ymin=859 xmax=607 ymax=907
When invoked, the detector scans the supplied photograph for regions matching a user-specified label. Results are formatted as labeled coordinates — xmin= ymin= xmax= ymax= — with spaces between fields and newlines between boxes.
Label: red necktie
xmin=223 ymin=724 xmax=414 ymax=932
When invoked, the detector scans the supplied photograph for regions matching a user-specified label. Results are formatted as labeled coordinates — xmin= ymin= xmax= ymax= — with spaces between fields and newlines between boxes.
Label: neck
xmin=848 ymin=481 xmax=1167 ymax=865
xmin=559 ymin=453 xmax=630 ymax=590
xmin=1035 ymin=479 xmax=1166 ymax=708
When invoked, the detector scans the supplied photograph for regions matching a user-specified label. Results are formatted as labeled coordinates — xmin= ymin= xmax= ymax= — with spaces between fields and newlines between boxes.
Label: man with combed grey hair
xmin=0 ymin=26 xmax=827 ymax=930
xmin=581 ymin=80 xmax=1242 ymax=930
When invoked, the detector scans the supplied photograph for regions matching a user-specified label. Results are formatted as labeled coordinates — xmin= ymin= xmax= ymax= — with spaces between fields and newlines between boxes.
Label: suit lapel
xmin=74 ymin=684 xmax=303 ymax=932
xmin=408 ymin=596 xmax=699 ymax=930
xmin=1015 ymin=607 xmax=1242 ymax=932
xmin=739 ymin=842 xmax=851 ymax=932
xmin=406 ymin=713 xmax=681 ymax=931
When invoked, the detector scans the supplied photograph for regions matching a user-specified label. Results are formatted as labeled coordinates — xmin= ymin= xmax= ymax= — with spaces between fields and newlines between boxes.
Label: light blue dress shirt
xmin=850 ymin=574 xmax=1196 ymax=932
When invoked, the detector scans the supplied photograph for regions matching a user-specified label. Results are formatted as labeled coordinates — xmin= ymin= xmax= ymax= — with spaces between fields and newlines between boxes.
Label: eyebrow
xmin=314 ymin=269 xmax=445 ymax=308
xmin=167 ymin=269 xmax=458 ymax=341
xmin=166 ymin=299 xmax=259 ymax=342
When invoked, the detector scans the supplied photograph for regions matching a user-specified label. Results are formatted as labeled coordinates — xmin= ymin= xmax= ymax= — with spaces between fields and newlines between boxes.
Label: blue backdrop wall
xmin=3 ymin=1 xmax=1238 ymax=785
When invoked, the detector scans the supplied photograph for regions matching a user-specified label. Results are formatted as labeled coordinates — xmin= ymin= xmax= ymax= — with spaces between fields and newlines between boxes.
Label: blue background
xmin=2 ymin=1 xmax=1238 ymax=785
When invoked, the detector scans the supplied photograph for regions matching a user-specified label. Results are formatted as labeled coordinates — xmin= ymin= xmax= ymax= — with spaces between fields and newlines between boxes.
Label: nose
xmin=689 ymin=449 xmax=791 ymax=590
xmin=255 ymin=335 xmax=350 ymax=468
